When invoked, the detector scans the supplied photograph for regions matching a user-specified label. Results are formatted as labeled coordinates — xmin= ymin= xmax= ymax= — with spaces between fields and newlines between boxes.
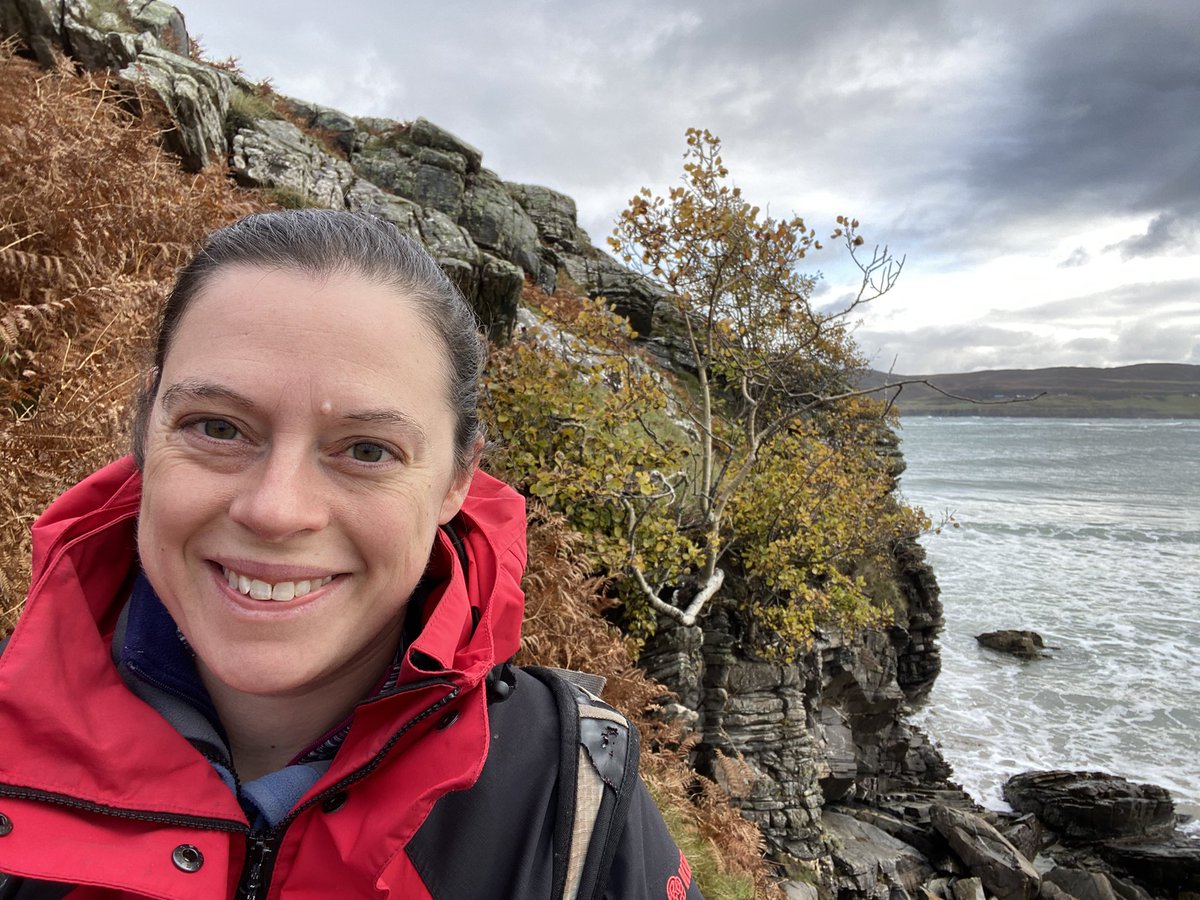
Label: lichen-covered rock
xmin=410 ymin=116 xmax=482 ymax=173
xmin=417 ymin=207 xmax=480 ymax=268
xmin=507 ymin=182 xmax=582 ymax=252
xmin=2 ymin=0 xmax=189 ymax=70
xmin=931 ymin=805 xmax=1040 ymax=900
xmin=231 ymin=118 xmax=353 ymax=207
xmin=474 ymin=253 xmax=522 ymax=342
xmin=344 ymin=180 xmax=421 ymax=240
xmin=128 ymin=0 xmax=188 ymax=55
xmin=1003 ymin=771 xmax=1176 ymax=842
xmin=352 ymin=138 xmax=467 ymax=218
xmin=558 ymin=249 xmax=664 ymax=337
xmin=1 ymin=0 xmax=65 ymax=66
xmin=279 ymin=96 xmax=356 ymax=156
xmin=119 ymin=46 xmax=230 ymax=171
xmin=459 ymin=169 xmax=541 ymax=277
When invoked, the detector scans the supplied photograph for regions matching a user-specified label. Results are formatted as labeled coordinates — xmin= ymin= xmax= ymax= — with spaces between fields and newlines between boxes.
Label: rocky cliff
xmin=8 ymin=5 xmax=1195 ymax=897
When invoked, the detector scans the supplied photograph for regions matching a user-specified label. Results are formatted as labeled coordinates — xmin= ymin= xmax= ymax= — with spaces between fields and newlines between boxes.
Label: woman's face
xmin=137 ymin=264 xmax=474 ymax=699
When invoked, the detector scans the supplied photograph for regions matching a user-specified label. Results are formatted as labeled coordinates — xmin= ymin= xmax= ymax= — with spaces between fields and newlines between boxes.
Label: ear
xmin=437 ymin=436 xmax=485 ymax=524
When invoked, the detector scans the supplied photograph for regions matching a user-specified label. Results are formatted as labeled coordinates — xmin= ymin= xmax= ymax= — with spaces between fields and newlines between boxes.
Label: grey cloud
xmin=964 ymin=4 xmax=1200 ymax=230
xmin=1063 ymin=336 xmax=1113 ymax=353
xmin=1058 ymin=247 xmax=1090 ymax=267
xmin=989 ymin=278 xmax=1200 ymax=323
xmin=177 ymin=0 xmax=1200 ymax=369
xmin=1114 ymin=317 xmax=1199 ymax=362
xmin=1105 ymin=211 xmax=1200 ymax=259
xmin=855 ymin=323 xmax=1052 ymax=372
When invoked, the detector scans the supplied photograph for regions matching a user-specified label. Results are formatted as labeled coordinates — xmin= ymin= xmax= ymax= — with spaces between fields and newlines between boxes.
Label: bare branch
xmin=632 ymin=565 xmax=726 ymax=627
xmin=805 ymin=379 xmax=1048 ymax=410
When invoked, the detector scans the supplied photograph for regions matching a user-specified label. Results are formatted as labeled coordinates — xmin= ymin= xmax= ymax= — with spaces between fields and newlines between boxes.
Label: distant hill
xmin=857 ymin=363 xmax=1200 ymax=417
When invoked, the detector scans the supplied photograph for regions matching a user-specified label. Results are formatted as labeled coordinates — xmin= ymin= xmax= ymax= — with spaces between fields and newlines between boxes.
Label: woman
xmin=0 ymin=211 xmax=701 ymax=898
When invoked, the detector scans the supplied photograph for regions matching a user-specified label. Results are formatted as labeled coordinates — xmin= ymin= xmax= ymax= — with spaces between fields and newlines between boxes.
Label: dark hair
xmin=132 ymin=210 xmax=486 ymax=475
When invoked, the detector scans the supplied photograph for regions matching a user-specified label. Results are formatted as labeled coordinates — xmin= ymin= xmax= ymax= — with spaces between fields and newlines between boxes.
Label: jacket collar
xmin=0 ymin=456 xmax=527 ymax=818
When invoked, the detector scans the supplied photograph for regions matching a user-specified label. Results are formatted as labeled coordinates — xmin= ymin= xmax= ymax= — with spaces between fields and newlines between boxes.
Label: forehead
xmin=164 ymin=264 xmax=452 ymax=409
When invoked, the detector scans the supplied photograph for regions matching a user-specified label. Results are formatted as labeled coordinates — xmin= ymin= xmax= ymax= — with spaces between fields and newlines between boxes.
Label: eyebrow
xmin=159 ymin=380 xmax=429 ymax=446
xmin=160 ymin=380 xmax=256 ymax=412
xmin=341 ymin=408 xmax=429 ymax=447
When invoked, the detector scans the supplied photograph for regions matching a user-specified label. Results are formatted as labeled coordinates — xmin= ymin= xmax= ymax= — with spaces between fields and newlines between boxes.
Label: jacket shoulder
xmin=405 ymin=667 xmax=562 ymax=899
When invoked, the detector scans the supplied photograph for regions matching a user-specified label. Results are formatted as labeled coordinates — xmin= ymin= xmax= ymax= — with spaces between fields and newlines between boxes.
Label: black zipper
xmin=231 ymin=682 xmax=461 ymax=898
xmin=236 ymin=832 xmax=279 ymax=900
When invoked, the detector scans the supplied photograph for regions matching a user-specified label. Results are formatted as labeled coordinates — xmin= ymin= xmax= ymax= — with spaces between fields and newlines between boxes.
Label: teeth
xmin=222 ymin=567 xmax=333 ymax=602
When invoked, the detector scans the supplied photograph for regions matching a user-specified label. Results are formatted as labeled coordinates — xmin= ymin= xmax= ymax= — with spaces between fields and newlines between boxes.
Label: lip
xmin=207 ymin=561 xmax=342 ymax=616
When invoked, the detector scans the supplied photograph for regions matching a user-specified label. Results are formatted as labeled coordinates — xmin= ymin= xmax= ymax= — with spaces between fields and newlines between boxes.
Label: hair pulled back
xmin=132 ymin=210 xmax=486 ymax=475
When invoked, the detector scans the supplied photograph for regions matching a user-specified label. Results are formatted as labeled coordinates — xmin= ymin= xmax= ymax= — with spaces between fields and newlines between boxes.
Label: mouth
xmin=220 ymin=564 xmax=335 ymax=602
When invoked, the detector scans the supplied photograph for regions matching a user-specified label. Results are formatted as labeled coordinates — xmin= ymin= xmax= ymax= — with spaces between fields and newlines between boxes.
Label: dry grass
xmin=0 ymin=43 xmax=264 ymax=630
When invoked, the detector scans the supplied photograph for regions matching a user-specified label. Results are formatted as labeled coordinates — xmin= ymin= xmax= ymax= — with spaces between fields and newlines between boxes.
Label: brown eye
xmin=202 ymin=420 xmax=239 ymax=440
xmin=350 ymin=442 xmax=388 ymax=463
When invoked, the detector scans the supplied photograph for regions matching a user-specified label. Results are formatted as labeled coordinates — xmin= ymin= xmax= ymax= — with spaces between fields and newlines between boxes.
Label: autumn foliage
xmin=0 ymin=45 xmax=264 ymax=629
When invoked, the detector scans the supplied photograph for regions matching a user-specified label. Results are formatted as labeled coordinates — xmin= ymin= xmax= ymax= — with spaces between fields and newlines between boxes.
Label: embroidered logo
xmin=666 ymin=849 xmax=693 ymax=898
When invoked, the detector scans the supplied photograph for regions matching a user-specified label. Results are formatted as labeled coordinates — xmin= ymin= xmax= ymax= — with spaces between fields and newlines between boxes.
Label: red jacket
xmin=0 ymin=456 xmax=530 ymax=898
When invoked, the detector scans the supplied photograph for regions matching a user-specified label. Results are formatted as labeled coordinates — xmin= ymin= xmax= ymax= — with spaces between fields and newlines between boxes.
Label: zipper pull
xmin=237 ymin=834 xmax=276 ymax=900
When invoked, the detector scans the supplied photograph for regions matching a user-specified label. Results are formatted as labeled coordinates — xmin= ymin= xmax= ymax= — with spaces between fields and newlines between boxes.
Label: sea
xmin=896 ymin=417 xmax=1200 ymax=832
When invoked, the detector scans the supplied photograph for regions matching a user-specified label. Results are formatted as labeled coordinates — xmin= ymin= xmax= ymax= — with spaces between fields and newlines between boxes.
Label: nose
xmin=228 ymin=444 xmax=330 ymax=541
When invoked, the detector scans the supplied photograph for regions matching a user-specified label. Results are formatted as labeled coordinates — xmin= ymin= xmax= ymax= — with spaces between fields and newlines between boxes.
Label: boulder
xmin=557 ymin=249 xmax=663 ymax=338
xmin=344 ymin=180 xmax=421 ymax=240
xmin=1003 ymin=771 xmax=1175 ymax=842
xmin=1 ymin=0 xmax=62 ymax=66
xmin=279 ymin=96 xmax=357 ymax=156
xmin=1099 ymin=833 xmax=1200 ymax=895
xmin=507 ymin=182 xmax=584 ymax=252
xmin=118 ymin=46 xmax=231 ymax=171
xmin=951 ymin=878 xmax=986 ymax=900
xmin=782 ymin=881 xmax=819 ymax=900
xmin=352 ymin=140 xmax=467 ymax=218
xmin=31 ymin=0 xmax=140 ymax=70
xmin=2 ymin=0 xmax=189 ymax=71
xmin=127 ymin=0 xmax=188 ymax=55
xmin=231 ymin=118 xmax=355 ymax=208
xmin=976 ymin=630 xmax=1045 ymax=659
xmin=417 ymin=207 xmax=480 ymax=268
xmin=1104 ymin=873 xmax=1154 ymax=900
xmin=459 ymin=169 xmax=541 ymax=277
xmin=931 ymin=804 xmax=1040 ymax=900
xmin=410 ymin=116 xmax=482 ymax=173
xmin=474 ymin=253 xmax=522 ymax=341
xmin=1044 ymin=868 xmax=1119 ymax=900
xmin=823 ymin=810 xmax=933 ymax=896
xmin=999 ymin=814 xmax=1045 ymax=861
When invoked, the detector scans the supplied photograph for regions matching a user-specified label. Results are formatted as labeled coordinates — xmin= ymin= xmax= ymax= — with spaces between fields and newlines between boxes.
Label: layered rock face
xmin=640 ymin=539 xmax=949 ymax=872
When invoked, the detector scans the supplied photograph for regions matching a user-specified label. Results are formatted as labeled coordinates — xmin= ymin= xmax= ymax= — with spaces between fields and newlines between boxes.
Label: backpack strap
xmin=525 ymin=667 xmax=641 ymax=900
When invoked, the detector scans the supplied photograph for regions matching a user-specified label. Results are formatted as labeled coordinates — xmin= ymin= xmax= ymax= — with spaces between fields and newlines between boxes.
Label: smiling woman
xmin=0 ymin=211 xmax=702 ymax=899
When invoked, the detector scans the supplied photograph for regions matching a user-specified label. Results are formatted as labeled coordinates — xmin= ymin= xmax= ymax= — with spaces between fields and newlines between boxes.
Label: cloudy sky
xmin=182 ymin=1 xmax=1199 ymax=373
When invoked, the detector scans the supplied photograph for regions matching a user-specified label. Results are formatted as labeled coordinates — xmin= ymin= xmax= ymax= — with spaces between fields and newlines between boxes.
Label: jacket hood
xmin=0 ymin=456 xmax=527 ymax=821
